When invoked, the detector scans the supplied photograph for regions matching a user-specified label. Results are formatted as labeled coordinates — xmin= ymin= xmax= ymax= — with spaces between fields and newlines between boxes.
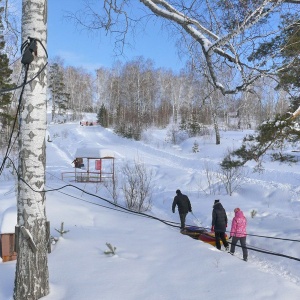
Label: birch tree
xmin=14 ymin=0 xmax=49 ymax=299
xmin=156 ymin=69 xmax=174 ymax=126
xmin=64 ymin=66 xmax=94 ymax=117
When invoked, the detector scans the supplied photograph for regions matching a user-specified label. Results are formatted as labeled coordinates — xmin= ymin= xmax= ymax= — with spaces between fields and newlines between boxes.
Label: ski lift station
xmin=62 ymin=146 xmax=115 ymax=183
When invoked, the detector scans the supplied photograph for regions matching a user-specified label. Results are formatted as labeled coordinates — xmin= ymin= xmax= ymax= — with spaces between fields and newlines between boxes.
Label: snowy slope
xmin=1 ymin=121 xmax=300 ymax=300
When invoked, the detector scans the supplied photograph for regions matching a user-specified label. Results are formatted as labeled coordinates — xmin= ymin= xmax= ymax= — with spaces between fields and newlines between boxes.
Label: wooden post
xmin=14 ymin=226 xmax=20 ymax=253
xmin=20 ymin=226 xmax=37 ymax=253
xmin=1 ymin=233 xmax=17 ymax=262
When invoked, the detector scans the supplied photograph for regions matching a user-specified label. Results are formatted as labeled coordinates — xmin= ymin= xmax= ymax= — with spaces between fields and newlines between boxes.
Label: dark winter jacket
xmin=212 ymin=202 xmax=228 ymax=232
xmin=172 ymin=193 xmax=192 ymax=214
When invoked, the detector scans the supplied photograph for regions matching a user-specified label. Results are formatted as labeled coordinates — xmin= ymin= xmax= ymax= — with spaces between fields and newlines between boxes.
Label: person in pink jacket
xmin=229 ymin=208 xmax=248 ymax=261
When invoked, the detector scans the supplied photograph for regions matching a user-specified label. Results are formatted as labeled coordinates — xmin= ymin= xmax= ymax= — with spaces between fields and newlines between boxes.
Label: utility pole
xmin=14 ymin=1 xmax=49 ymax=299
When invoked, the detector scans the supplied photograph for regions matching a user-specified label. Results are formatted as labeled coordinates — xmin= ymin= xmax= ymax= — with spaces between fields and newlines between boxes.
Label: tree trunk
xmin=14 ymin=1 xmax=49 ymax=299
xmin=212 ymin=110 xmax=220 ymax=145
xmin=210 ymin=97 xmax=220 ymax=145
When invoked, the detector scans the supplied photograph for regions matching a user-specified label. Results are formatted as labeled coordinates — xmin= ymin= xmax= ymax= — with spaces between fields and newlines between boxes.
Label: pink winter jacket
xmin=230 ymin=210 xmax=247 ymax=237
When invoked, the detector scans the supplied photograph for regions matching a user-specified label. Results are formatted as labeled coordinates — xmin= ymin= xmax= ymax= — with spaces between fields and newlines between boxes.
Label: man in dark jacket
xmin=211 ymin=199 xmax=229 ymax=251
xmin=172 ymin=189 xmax=192 ymax=230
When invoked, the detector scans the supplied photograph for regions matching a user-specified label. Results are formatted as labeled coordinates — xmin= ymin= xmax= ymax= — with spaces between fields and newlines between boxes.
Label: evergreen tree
xmin=225 ymin=114 xmax=300 ymax=167
xmin=278 ymin=18 xmax=300 ymax=113
xmin=277 ymin=16 xmax=300 ymax=94
xmin=248 ymin=13 xmax=300 ymax=111
xmin=0 ymin=2 xmax=14 ymax=145
xmin=97 ymin=103 xmax=108 ymax=127
xmin=48 ymin=62 xmax=70 ymax=121
xmin=290 ymin=96 xmax=300 ymax=113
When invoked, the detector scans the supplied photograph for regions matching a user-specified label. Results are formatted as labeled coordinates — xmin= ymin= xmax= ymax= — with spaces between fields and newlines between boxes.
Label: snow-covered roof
xmin=75 ymin=147 xmax=114 ymax=159
xmin=1 ymin=207 xmax=17 ymax=233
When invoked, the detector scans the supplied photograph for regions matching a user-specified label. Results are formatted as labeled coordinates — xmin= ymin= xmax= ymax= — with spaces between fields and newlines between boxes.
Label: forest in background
xmin=0 ymin=53 xmax=291 ymax=150
xmin=1 ymin=0 xmax=299 ymax=154
xmin=48 ymin=56 xmax=290 ymax=141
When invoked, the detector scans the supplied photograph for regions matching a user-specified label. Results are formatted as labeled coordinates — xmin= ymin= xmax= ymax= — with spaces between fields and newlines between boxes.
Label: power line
xmin=226 ymin=240 xmax=300 ymax=262
xmin=0 ymin=56 xmax=21 ymax=72
xmin=0 ymin=37 xmax=48 ymax=175
xmin=0 ymin=65 xmax=29 ymax=176
xmin=0 ymin=62 xmax=48 ymax=94
xmin=49 ymin=182 xmax=300 ymax=262
xmin=0 ymin=37 xmax=48 ymax=94
xmin=4 ymin=156 xmax=300 ymax=262
xmin=242 ymin=232 xmax=300 ymax=243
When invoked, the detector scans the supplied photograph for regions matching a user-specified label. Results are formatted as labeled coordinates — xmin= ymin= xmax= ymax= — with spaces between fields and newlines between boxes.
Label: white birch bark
xmin=14 ymin=0 xmax=49 ymax=299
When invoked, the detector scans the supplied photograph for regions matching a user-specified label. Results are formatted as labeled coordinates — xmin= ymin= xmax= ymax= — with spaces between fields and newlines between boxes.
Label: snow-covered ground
xmin=1 ymin=118 xmax=300 ymax=300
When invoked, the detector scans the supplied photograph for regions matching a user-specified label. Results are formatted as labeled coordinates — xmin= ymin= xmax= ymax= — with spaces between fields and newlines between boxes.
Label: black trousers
xmin=179 ymin=213 xmax=187 ymax=229
xmin=230 ymin=236 xmax=248 ymax=260
xmin=215 ymin=231 xmax=229 ymax=250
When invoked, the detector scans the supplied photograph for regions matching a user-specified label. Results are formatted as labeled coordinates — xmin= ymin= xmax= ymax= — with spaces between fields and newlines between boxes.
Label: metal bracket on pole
xmin=20 ymin=226 xmax=37 ymax=253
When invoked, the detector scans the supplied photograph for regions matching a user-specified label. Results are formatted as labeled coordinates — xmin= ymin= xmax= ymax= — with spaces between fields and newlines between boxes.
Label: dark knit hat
xmin=176 ymin=189 xmax=181 ymax=195
xmin=214 ymin=199 xmax=220 ymax=204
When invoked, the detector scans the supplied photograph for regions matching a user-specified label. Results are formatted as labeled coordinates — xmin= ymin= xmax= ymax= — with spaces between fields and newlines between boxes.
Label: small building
xmin=62 ymin=147 xmax=115 ymax=183
xmin=0 ymin=207 xmax=17 ymax=262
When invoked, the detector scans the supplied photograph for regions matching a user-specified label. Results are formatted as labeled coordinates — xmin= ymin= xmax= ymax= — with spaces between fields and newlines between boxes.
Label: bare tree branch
xmin=70 ymin=0 xmax=300 ymax=96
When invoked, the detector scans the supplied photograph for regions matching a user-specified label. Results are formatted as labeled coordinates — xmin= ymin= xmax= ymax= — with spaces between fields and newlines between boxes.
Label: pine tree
xmin=278 ymin=19 xmax=300 ymax=113
xmin=0 ymin=2 xmax=14 ymax=145
xmin=248 ymin=14 xmax=300 ymax=109
xmin=48 ymin=62 xmax=70 ymax=122
xmin=277 ymin=17 xmax=300 ymax=94
xmin=226 ymin=114 xmax=300 ymax=166
xmin=97 ymin=103 xmax=108 ymax=127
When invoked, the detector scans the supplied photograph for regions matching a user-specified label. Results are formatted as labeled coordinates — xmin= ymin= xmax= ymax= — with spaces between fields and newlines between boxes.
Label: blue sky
xmin=47 ymin=0 xmax=186 ymax=73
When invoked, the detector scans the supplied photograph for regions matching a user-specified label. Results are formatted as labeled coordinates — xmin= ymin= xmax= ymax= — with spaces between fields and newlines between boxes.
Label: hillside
xmin=1 ymin=121 xmax=300 ymax=300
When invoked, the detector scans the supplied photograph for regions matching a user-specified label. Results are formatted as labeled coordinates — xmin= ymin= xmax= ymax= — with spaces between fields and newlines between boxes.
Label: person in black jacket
xmin=172 ymin=189 xmax=192 ymax=230
xmin=211 ymin=199 xmax=229 ymax=251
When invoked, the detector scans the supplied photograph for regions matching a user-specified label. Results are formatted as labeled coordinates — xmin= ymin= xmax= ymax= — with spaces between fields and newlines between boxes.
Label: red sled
xmin=181 ymin=226 xmax=228 ymax=246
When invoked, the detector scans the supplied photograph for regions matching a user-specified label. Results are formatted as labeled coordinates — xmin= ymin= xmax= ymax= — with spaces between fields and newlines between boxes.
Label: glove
xmin=172 ymin=210 xmax=175 ymax=213
xmin=211 ymin=226 xmax=214 ymax=232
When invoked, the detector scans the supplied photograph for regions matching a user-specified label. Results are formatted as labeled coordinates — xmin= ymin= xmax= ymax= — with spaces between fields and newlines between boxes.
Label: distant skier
xmin=229 ymin=208 xmax=248 ymax=261
xmin=211 ymin=199 xmax=229 ymax=251
xmin=172 ymin=189 xmax=192 ymax=230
